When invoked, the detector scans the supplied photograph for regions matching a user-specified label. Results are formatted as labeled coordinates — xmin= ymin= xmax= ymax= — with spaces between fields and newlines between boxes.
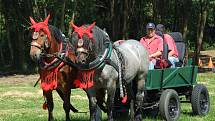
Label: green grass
xmin=0 ymin=73 xmax=214 ymax=121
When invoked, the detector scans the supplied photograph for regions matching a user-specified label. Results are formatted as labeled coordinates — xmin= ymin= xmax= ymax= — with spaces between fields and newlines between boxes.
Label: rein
xmin=39 ymin=38 xmax=68 ymax=70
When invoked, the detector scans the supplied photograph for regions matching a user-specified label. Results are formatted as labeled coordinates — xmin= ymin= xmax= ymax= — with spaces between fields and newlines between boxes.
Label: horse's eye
xmin=41 ymin=35 xmax=48 ymax=41
xmin=71 ymin=34 xmax=78 ymax=42
xmin=32 ymin=32 xmax=39 ymax=40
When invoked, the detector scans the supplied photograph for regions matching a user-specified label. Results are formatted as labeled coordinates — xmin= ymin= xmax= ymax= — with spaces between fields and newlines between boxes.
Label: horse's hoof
xmin=48 ymin=117 xmax=54 ymax=121
xmin=72 ymin=108 xmax=78 ymax=113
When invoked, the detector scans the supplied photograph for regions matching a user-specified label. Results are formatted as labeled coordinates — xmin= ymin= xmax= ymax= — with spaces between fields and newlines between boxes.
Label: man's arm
xmin=149 ymin=51 xmax=162 ymax=58
xmin=168 ymin=50 xmax=175 ymax=56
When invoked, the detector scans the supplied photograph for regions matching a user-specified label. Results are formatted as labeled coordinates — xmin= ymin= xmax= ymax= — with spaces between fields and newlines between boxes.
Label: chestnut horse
xmin=29 ymin=15 xmax=78 ymax=121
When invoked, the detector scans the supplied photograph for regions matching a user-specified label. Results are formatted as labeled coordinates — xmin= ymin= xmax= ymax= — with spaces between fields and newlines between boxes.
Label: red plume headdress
xmin=70 ymin=21 xmax=96 ymax=39
xmin=29 ymin=14 xmax=51 ymax=41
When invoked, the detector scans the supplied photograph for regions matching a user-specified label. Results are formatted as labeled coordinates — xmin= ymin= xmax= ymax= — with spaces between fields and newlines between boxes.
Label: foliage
xmin=0 ymin=0 xmax=215 ymax=73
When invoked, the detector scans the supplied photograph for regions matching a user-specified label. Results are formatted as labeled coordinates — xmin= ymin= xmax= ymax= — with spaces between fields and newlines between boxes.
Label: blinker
xmin=78 ymin=39 xmax=84 ymax=47
xmin=33 ymin=32 xmax=39 ymax=39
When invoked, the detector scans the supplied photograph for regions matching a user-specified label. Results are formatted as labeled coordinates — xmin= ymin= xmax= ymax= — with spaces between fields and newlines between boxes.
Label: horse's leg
xmin=56 ymin=89 xmax=78 ymax=112
xmin=130 ymin=99 xmax=135 ymax=121
xmin=128 ymin=83 xmax=135 ymax=121
xmin=96 ymin=88 xmax=107 ymax=113
xmin=106 ymin=80 xmax=116 ymax=121
xmin=62 ymin=88 xmax=72 ymax=121
xmin=43 ymin=90 xmax=54 ymax=121
xmin=134 ymin=74 xmax=146 ymax=121
xmin=85 ymin=88 xmax=98 ymax=121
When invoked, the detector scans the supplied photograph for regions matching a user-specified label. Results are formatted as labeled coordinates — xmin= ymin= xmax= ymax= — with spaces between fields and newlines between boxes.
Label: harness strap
xmin=39 ymin=36 xmax=68 ymax=70
xmin=31 ymin=41 xmax=42 ymax=50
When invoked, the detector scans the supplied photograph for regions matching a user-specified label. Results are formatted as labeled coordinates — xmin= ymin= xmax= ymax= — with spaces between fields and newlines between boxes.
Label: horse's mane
xmin=48 ymin=25 xmax=64 ymax=43
xmin=87 ymin=25 xmax=111 ymax=55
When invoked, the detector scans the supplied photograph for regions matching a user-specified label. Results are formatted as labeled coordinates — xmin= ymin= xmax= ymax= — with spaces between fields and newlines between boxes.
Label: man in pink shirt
xmin=156 ymin=24 xmax=179 ymax=67
xmin=140 ymin=23 xmax=163 ymax=69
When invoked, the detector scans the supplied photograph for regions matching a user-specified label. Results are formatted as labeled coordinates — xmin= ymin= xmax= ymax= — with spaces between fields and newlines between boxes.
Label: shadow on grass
xmin=181 ymin=111 xmax=195 ymax=116
xmin=55 ymin=118 xmax=89 ymax=121
xmin=142 ymin=108 xmax=162 ymax=120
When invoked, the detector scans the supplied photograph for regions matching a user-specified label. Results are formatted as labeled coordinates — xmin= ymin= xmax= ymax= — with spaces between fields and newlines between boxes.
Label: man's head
xmin=146 ymin=22 xmax=155 ymax=38
xmin=156 ymin=24 xmax=165 ymax=33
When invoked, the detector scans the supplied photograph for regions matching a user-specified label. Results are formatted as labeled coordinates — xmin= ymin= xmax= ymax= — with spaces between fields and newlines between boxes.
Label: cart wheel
xmin=159 ymin=89 xmax=180 ymax=121
xmin=191 ymin=84 xmax=210 ymax=115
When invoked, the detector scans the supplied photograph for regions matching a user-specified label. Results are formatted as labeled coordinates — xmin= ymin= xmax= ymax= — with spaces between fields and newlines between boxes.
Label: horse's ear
xmin=29 ymin=16 xmax=36 ymax=25
xmin=70 ymin=20 xmax=78 ymax=31
xmin=44 ymin=14 xmax=50 ymax=25
xmin=87 ymin=21 xmax=96 ymax=31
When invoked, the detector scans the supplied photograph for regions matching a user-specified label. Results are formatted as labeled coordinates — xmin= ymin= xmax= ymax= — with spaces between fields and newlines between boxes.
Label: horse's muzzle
xmin=77 ymin=52 xmax=88 ymax=64
xmin=30 ymin=50 xmax=42 ymax=62
xmin=76 ymin=48 xmax=89 ymax=64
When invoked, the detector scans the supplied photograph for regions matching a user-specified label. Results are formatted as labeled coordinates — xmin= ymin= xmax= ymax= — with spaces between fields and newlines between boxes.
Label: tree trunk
xmin=2 ymin=0 xmax=14 ymax=65
xmin=0 ymin=47 xmax=4 ymax=65
xmin=160 ymin=0 xmax=165 ymax=23
xmin=195 ymin=0 xmax=208 ymax=65
xmin=110 ymin=0 xmax=116 ymax=40
xmin=182 ymin=0 xmax=192 ymax=64
xmin=152 ymin=0 xmax=158 ymax=22
xmin=173 ymin=0 xmax=179 ymax=31
xmin=2 ymin=0 xmax=33 ymax=71
xmin=60 ymin=0 xmax=66 ymax=32
xmin=34 ymin=0 xmax=41 ymax=19
xmin=0 ymin=4 xmax=5 ymax=65
xmin=122 ymin=0 xmax=129 ymax=39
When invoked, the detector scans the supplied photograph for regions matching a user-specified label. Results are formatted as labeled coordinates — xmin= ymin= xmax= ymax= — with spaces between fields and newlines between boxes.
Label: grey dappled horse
xmin=70 ymin=22 xmax=149 ymax=121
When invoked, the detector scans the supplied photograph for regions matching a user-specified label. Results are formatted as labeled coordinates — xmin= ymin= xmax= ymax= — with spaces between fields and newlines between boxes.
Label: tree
xmin=195 ymin=0 xmax=209 ymax=65
xmin=182 ymin=0 xmax=192 ymax=63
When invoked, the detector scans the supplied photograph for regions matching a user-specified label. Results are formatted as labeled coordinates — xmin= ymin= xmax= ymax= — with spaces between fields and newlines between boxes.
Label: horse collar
xmin=77 ymin=42 xmax=112 ymax=71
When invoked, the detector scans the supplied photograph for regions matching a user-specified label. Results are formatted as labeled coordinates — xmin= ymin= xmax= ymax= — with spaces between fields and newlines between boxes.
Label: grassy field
xmin=0 ymin=73 xmax=214 ymax=121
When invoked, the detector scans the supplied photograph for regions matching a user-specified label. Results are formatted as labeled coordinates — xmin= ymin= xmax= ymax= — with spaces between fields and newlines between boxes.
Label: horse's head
xmin=29 ymin=15 xmax=52 ymax=62
xmin=69 ymin=21 xmax=96 ymax=64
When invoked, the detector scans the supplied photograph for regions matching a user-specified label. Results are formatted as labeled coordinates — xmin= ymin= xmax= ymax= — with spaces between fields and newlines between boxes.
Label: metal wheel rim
xmin=200 ymin=93 xmax=209 ymax=113
xmin=168 ymin=97 xmax=179 ymax=118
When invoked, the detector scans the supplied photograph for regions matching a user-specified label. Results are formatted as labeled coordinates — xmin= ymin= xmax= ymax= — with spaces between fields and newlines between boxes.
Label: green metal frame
xmin=145 ymin=66 xmax=198 ymax=90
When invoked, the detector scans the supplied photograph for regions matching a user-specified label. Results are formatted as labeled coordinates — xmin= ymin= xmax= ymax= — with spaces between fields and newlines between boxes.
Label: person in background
xmin=140 ymin=22 xmax=163 ymax=70
xmin=156 ymin=24 xmax=179 ymax=68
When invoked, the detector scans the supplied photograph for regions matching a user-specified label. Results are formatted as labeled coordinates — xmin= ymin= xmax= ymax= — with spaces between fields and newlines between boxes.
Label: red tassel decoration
xmin=42 ymin=102 xmax=48 ymax=110
xmin=121 ymin=95 xmax=128 ymax=104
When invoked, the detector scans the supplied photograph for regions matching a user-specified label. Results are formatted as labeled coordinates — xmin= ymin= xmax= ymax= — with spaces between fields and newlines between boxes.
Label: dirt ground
xmin=0 ymin=50 xmax=215 ymax=83
xmin=0 ymin=74 xmax=39 ymax=85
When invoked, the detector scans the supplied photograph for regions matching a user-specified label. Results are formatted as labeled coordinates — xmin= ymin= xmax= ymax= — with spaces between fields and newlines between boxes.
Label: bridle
xmin=31 ymin=40 xmax=43 ymax=50
xmin=30 ymin=27 xmax=68 ymax=70
xmin=30 ymin=30 xmax=50 ymax=53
